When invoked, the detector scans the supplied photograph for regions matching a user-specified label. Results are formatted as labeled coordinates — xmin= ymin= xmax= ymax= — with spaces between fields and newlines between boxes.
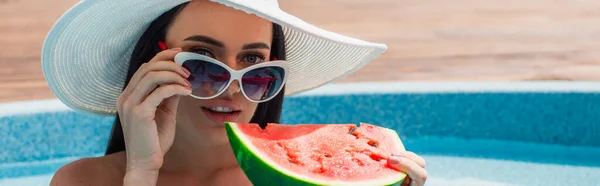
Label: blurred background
xmin=1 ymin=0 xmax=599 ymax=102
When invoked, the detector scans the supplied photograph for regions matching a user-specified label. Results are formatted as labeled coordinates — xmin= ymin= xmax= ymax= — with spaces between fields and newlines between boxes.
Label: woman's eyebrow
xmin=184 ymin=35 xmax=224 ymax=48
xmin=183 ymin=35 xmax=269 ymax=50
xmin=242 ymin=43 xmax=270 ymax=50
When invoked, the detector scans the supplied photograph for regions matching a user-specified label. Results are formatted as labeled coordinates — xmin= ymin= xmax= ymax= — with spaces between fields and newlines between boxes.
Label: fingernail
xmin=393 ymin=152 xmax=404 ymax=157
xmin=389 ymin=156 xmax=401 ymax=164
xmin=185 ymin=79 xmax=191 ymax=86
xmin=182 ymin=67 xmax=191 ymax=76
xmin=170 ymin=47 xmax=182 ymax=51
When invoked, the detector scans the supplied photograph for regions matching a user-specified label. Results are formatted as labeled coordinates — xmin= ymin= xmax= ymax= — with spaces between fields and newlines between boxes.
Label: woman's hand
xmin=388 ymin=151 xmax=428 ymax=186
xmin=116 ymin=48 xmax=192 ymax=185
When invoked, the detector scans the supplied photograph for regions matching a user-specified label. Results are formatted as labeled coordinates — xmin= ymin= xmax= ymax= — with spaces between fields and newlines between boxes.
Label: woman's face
xmin=164 ymin=1 xmax=273 ymax=142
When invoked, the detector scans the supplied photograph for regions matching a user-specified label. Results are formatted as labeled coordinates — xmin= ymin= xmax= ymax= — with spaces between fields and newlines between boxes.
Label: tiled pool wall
xmin=284 ymin=92 xmax=600 ymax=147
xmin=1 ymin=82 xmax=599 ymax=179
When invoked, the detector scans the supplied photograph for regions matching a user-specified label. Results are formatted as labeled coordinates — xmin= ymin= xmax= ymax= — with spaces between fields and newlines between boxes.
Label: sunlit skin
xmin=158 ymin=0 xmax=273 ymax=184
xmin=165 ymin=0 xmax=271 ymax=156
xmin=49 ymin=1 xmax=427 ymax=186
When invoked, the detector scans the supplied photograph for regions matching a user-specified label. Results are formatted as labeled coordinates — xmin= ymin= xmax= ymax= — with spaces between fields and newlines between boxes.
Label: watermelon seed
xmin=349 ymin=127 xmax=360 ymax=139
xmin=348 ymin=126 xmax=357 ymax=135
xmin=368 ymin=140 xmax=379 ymax=147
xmin=324 ymin=153 xmax=332 ymax=158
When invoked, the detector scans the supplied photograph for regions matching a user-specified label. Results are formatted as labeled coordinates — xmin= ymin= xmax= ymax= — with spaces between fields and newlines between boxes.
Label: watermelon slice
xmin=225 ymin=122 xmax=407 ymax=186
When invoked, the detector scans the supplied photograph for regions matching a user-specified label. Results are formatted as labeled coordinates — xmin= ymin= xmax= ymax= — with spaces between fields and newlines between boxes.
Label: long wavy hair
xmin=105 ymin=2 xmax=286 ymax=155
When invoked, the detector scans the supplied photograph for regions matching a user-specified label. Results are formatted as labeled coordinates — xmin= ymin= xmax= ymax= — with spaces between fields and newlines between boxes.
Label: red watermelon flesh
xmin=228 ymin=122 xmax=406 ymax=185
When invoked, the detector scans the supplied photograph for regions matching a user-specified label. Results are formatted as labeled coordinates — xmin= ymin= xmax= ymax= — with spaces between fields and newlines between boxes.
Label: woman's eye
xmin=243 ymin=54 xmax=264 ymax=63
xmin=189 ymin=48 xmax=215 ymax=58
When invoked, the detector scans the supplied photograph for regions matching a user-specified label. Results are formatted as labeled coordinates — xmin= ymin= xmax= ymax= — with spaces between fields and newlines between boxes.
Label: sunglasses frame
xmin=174 ymin=52 xmax=289 ymax=103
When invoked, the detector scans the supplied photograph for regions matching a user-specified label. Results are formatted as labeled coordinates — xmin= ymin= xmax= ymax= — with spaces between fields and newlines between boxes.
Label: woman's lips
xmin=200 ymin=99 xmax=242 ymax=125
xmin=201 ymin=107 xmax=241 ymax=125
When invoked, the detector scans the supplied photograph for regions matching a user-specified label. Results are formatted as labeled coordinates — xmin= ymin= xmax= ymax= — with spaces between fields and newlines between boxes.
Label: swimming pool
xmin=1 ymin=81 xmax=599 ymax=186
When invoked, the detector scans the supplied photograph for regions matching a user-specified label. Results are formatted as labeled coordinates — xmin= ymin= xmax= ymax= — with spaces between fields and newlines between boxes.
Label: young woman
xmin=43 ymin=0 xmax=427 ymax=185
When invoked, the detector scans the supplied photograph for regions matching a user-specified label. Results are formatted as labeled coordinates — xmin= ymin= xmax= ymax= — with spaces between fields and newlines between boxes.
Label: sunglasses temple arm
xmin=158 ymin=41 xmax=168 ymax=51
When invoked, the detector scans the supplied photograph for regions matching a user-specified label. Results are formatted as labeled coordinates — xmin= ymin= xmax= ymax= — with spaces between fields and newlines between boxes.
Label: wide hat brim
xmin=42 ymin=0 xmax=387 ymax=115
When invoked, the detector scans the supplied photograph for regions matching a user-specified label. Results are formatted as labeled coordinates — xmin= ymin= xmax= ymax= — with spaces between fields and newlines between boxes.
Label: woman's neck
xmin=160 ymin=126 xmax=239 ymax=177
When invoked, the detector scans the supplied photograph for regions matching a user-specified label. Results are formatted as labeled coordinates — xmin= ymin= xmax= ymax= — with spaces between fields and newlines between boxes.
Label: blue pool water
xmin=1 ymin=82 xmax=599 ymax=186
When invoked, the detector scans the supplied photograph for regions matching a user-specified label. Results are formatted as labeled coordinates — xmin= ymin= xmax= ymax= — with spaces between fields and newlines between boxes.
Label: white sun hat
xmin=42 ymin=0 xmax=387 ymax=115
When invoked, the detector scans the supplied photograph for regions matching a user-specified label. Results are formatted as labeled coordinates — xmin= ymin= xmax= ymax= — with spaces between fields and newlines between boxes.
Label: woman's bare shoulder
xmin=50 ymin=151 xmax=127 ymax=186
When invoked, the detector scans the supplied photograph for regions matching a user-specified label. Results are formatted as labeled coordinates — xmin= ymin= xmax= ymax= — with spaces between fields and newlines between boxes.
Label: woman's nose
xmin=218 ymin=58 xmax=242 ymax=98
xmin=222 ymin=57 xmax=242 ymax=70
xmin=224 ymin=80 xmax=242 ymax=95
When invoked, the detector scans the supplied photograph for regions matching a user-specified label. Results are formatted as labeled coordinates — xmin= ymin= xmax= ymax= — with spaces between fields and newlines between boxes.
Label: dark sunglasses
xmin=174 ymin=52 xmax=288 ymax=103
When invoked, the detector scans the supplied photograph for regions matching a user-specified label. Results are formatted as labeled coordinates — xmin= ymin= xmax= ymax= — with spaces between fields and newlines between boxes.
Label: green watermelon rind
xmin=225 ymin=122 xmax=407 ymax=186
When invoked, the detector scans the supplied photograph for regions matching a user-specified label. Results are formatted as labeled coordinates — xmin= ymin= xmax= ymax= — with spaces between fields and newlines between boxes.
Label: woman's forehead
xmin=166 ymin=1 xmax=273 ymax=47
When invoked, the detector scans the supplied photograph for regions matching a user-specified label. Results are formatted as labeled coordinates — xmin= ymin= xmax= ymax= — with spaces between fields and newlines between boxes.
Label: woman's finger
xmin=148 ymin=47 xmax=181 ymax=63
xmin=389 ymin=156 xmax=428 ymax=186
xmin=395 ymin=151 xmax=426 ymax=168
xmin=401 ymin=177 xmax=412 ymax=186
xmin=121 ymin=58 xmax=189 ymax=100
xmin=141 ymin=84 xmax=192 ymax=109
xmin=127 ymin=71 xmax=191 ymax=105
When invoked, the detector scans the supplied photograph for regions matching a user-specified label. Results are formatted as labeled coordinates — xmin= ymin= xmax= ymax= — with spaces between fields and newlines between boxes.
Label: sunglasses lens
xmin=241 ymin=66 xmax=285 ymax=101
xmin=182 ymin=60 xmax=231 ymax=98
